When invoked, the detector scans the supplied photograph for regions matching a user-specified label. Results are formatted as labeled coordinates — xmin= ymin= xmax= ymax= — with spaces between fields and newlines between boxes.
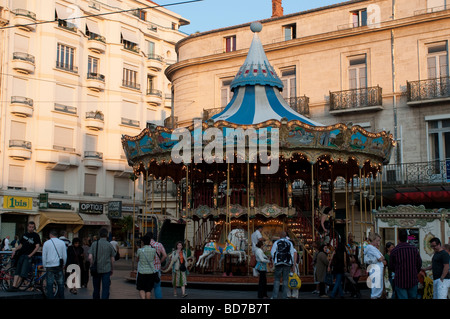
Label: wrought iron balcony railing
xmin=382 ymin=160 xmax=450 ymax=186
xmin=12 ymin=9 xmax=36 ymax=20
xmin=146 ymin=89 xmax=162 ymax=97
xmin=87 ymin=72 xmax=105 ymax=81
xmin=121 ymin=117 xmax=140 ymax=127
xmin=88 ymin=32 xmax=106 ymax=43
xmin=407 ymin=76 xmax=450 ymax=103
xmin=57 ymin=19 xmax=77 ymax=32
xmin=122 ymin=80 xmax=140 ymax=90
xmin=84 ymin=151 xmax=103 ymax=159
xmin=13 ymin=52 xmax=35 ymax=64
xmin=286 ymin=96 xmax=310 ymax=116
xmin=11 ymin=96 xmax=33 ymax=106
xmin=54 ymin=103 xmax=77 ymax=115
xmin=147 ymin=53 xmax=164 ymax=62
xmin=56 ymin=61 xmax=78 ymax=73
xmin=330 ymin=85 xmax=382 ymax=111
xmin=86 ymin=111 xmax=104 ymax=121
xmin=9 ymin=139 xmax=31 ymax=149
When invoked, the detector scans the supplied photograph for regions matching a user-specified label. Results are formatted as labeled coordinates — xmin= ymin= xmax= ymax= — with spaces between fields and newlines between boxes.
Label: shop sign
xmin=108 ymin=201 xmax=122 ymax=219
xmin=39 ymin=193 xmax=48 ymax=209
xmin=79 ymin=202 xmax=104 ymax=214
xmin=3 ymin=196 xmax=33 ymax=210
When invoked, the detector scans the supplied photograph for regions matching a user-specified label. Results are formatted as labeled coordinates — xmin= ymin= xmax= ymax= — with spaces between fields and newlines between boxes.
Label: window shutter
xmin=9 ymin=165 xmax=24 ymax=187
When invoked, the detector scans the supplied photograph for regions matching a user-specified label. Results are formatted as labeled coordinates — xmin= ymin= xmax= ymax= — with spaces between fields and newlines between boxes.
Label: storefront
xmin=375 ymin=205 xmax=450 ymax=266
xmin=1 ymin=195 xmax=39 ymax=239
xmin=77 ymin=202 xmax=111 ymax=240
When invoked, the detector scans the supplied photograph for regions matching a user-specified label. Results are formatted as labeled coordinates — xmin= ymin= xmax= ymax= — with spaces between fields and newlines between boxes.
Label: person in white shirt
xmin=251 ymin=226 xmax=264 ymax=253
xmin=3 ymin=236 xmax=10 ymax=251
xmin=42 ymin=229 xmax=67 ymax=299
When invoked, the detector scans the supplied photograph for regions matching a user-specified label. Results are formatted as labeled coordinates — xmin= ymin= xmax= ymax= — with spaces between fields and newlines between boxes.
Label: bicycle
xmin=3 ymin=256 xmax=58 ymax=298
xmin=0 ymin=265 xmax=15 ymax=291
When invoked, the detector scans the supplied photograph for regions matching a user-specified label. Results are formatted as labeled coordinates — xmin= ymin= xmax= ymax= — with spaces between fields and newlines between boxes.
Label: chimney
xmin=272 ymin=0 xmax=283 ymax=18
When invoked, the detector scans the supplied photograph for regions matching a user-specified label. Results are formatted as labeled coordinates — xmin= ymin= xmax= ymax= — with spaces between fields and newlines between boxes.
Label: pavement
xmin=0 ymin=258 xmax=372 ymax=300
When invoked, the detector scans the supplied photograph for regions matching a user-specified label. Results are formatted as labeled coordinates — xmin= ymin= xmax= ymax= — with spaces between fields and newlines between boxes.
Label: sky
xmin=156 ymin=0 xmax=344 ymax=35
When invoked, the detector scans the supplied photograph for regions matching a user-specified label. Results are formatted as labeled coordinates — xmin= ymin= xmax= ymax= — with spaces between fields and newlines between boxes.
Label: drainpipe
xmin=391 ymin=0 xmax=398 ymax=165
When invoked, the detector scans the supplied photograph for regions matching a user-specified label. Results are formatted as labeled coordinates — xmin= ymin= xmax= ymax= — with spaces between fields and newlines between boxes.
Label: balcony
xmin=10 ymin=96 xmax=33 ymax=117
xmin=85 ymin=111 xmax=104 ymax=131
xmin=329 ymin=86 xmax=383 ymax=114
xmin=382 ymin=160 xmax=450 ymax=187
xmin=54 ymin=103 xmax=77 ymax=115
xmin=122 ymin=42 xmax=140 ymax=54
xmin=87 ymin=33 xmax=106 ymax=53
xmin=84 ymin=151 xmax=103 ymax=169
xmin=12 ymin=9 xmax=36 ymax=31
xmin=35 ymin=148 xmax=80 ymax=170
xmin=286 ymin=96 xmax=310 ymax=117
xmin=86 ymin=72 xmax=105 ymax=91
xmin=9 ymin=140 xmax=32 ymax=160
xmin=121 ymin=117 xmax=140 ymax=128
xmin=122 ymin=80 xmax=140 ymax=91
xmin=407 ymin=77 xmax=450 ymax=105
xmin=12 ymin=52 xmax=35 ymax=74
xmin=56 ymin=61 xmax=78 ymax=74
xmin=164 ymin=116 xmax=178 ymax=129
xmin=203 ymin=107 xmax=224 ymax=120
xmin=57 ymin=19 xmax=77 ymax=33
xmin=146 ymin=54 xmax=164 ymax=71
xmin=145 ymin=89 xmax=162 ymax=106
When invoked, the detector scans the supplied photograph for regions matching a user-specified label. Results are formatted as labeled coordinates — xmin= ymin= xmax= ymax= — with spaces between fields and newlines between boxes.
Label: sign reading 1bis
xmin=3 ymin=196 xmax=33 ymax=210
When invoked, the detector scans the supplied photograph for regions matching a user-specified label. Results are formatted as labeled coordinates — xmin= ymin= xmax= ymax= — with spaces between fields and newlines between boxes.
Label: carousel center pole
xmin=359 ymin=167 xmax=363 ymax=244
xmin=311 ymin=162 xmax=315 ymax=242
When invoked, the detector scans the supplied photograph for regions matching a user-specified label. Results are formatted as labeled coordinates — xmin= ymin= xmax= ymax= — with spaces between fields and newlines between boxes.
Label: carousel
xmin=121 ymin=22 xmax=395 ymax=282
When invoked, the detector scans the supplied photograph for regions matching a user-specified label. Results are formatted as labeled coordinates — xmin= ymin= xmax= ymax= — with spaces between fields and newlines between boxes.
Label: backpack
xmin=275 ymin=239 xmax=292 ymax=265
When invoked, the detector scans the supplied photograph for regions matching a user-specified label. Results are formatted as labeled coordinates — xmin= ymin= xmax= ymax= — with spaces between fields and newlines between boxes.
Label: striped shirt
xmin=388 ymin=242 xmax=422 ymax=289
xmin=149 ymin=239 xmax=166 ymax=271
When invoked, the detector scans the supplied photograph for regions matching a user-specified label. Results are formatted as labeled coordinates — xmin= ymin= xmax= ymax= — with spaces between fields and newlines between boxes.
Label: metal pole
xmin=351 ymin=176 xmax=355 ymax=236
xmin=247 ymin=162 xmax=251 ymax=275
xmin=132 ymin=175 xmax=136 ymax=270
xmin=359 ymin=167 xmax=363 ymax=243
xmin=311 ymin=163 xmax=315 ymax=241
xmin=345 ymin=171 xmax=349 ymax=244
xmin=226 ymin=162 xmax=230 ymax=236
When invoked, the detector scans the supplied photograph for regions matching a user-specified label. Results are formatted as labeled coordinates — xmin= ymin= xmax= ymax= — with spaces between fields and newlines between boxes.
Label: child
xmin=349 ymin=254 xmax=361 ymax=298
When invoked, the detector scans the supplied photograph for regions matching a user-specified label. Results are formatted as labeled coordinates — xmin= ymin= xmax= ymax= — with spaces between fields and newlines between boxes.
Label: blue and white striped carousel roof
xmin=211 ymin=22 xmax=323 ymax=127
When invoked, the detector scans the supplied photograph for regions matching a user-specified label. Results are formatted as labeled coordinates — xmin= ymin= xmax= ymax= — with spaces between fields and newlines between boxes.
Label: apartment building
xmin=0 ymin=0 xmax=188 ymax=240
xmin=165 ymin=0 xmax=450 ymax=245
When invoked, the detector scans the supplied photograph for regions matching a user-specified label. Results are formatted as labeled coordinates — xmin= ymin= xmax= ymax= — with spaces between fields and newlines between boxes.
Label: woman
xmin=315 ymin=244 xmax=330 ymax=298
xmin=254 ymin=241 xmax=270 ymax=299
xmin=136 ymin=235 xmax=157 ymax=299
xmin=66 ymin=237 xmax=84 ymax=294
xmin=364 ymin=232 xmax=386 ymax=299
xmin=328 ymin=242 xmax=347 ymax=299
xmin=81 ymin=237 xmax=91 ymax=288
xmin=171 ymin=241 xmax=188 ymax=298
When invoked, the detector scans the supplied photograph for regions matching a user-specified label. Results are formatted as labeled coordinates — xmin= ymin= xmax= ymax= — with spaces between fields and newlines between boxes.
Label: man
xmin=388 ymin=229 xmax=422 ymax=299
xmin=423 ymin=237 xmax=450 ymax=299
xmin=59 ymin=230 xmax=71 ymax=247
xmin=2 ymin=236 xmax=10 ymax=251
xmin=251 ymin=226 xmax=264 ymax=253
xmin=89 ymin=228 xmax=116 ymax=299
xmin=271 ymin=231 xmax=295 ymax=299
xmin=8 ymin=221 xmax=41 ymax=291
xmin=145 ymin=231 xmax=167 ymax=299
xmin=42 ymin=229 xmax=67 ymax=299
xmin=110 ymin=236 xmax=120 ymax=260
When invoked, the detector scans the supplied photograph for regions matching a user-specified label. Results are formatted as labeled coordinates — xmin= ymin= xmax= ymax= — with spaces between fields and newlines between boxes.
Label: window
xmin=8 ymin=165 xmax=24 ymax=189
xmin=225 ymin=36 xmax=236 ymax=53
xmin=121 ymin=29 xmax=139 ymax=53
xmin=146 ymin=40 xmax=155 ymax=58
xmin=84 ymin=174 xmax=97 ymax=196
xmin=283 ymin=24 xmax=296 ymax=41
xmin=55 ymin=5 xmax=77 ymax=32
xmin=85 ymin=134 xmax=98 ymax=152
xmin=352 ymin=9 xmax=367 ymax=27
xmin=427 ymin=42 xmax=448 ymax=79
xmin=88 ymin=56 xmax=99 ymax=74
xmin=147 ymin=74 xmax=155 ymax=94
xmin=56 ymin=43 xmax=76 ymax=72
xmin=220 ymin=79 xmax=233 ymax=107
xmin=122 ymin=65 xmax=139 ymax=89
xmin=114 ymin=177 xmax=130 ymax=198
xmin=54 ymin=126 xmax=74 ymax=151
xmin=348 ymin=55 xmax=367 ymax=89
xmin=10 ymin=121 xmax=26 ymax=141
xmin=14 ymin=33 xmax=29 ymax=53
xmin=45 ymin=170 xmax=65 ymax=193
xmin=281 ymin=67 xmax=297 ymax=101
xmin=135 ymin=9 xmax=146 ymax=21
xmin=428 ymin=119 xmax=450 ymax=174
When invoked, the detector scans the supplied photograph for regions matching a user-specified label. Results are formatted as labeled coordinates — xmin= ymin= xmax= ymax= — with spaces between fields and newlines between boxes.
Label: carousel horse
xmin=196 ymin=229 xmax=248 ymax=269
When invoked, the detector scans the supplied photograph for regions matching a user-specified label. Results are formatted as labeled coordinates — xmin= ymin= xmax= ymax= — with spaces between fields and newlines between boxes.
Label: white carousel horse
xmin=196 ymin=229 xmax=248 ymax=269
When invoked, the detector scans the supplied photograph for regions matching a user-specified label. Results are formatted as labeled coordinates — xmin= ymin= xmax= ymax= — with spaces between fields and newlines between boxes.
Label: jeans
xmin=395 ymin=285 xmax=418 ymax=299
xmin=330 ymin=273 xmax=344 ymax=298
xmin=257 ymin=270 xmax=268 ymax=298
xmin=153 ymin=271 xmax=162 ymax=299
xmin=272 ymin=265 xmax=290 ymax=299
xmin=46 ymin=267 xmax=65 ymax=299
xmin=92 ymin=272 xmax=111 ymax=299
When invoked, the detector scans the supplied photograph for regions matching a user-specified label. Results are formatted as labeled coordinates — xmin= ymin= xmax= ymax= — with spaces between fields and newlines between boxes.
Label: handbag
xmin=90 ymin=240 xmax=99 ymax=276
xmin=249 ymin=255 xmax=257 ymax=268
xmin=288 ymin=272 xmax=301 ymax=289
xmin=179 ymin=261 xmax=187 ymax=272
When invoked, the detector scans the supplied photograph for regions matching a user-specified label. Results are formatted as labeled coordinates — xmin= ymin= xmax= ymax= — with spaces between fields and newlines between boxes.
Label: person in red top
xmin=388 ymin=229 xmax=422 ymax=299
